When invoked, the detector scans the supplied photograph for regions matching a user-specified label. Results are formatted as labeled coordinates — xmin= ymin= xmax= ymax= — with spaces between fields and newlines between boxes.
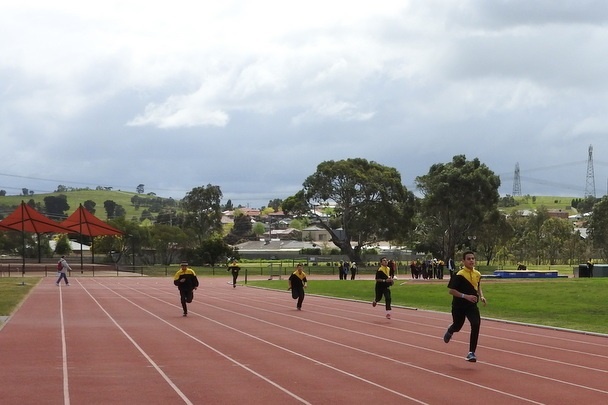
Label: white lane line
xmin=92 ymin=281 xmax=313 ymax=405
xmin=231 ymin=293 xmax=608 ymax=394
xmin=59 ymin=284 xmax=70 ymax=405
xmin=77 ymin=282 xmax=194 ymax=405
xmin=241 ymin=294 xmax=608 ymax=373
xmin=202 ymin=298 xmax=542 ymax=404
xmin=109 ymin=283 xmax=431 ymax=404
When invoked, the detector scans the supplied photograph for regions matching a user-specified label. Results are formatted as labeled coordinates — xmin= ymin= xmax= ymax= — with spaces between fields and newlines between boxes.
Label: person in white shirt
xmin=56 ymin=256 xmax=71 ymax=286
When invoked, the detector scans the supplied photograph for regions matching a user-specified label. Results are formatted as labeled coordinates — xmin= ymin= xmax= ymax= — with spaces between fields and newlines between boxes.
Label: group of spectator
xmin=409 ymin=258 xmax=447 ymax=280
xmin=338 ymin=261 xmax=358 ymax=280
xmin=336 ymin=257 xmax=460 ymax=280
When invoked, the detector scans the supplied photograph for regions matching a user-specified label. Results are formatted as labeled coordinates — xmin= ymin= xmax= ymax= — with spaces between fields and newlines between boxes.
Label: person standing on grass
xmin=443 ymin=250 xmax=487 ymax=362
xmin=342 ymin=261 xmax=350 ymax=280
xmin=372 ymin=257 xmax=393 ymax=319
xmin=173 ymin=261 xmax=199 ymax=316
xmin=350 ymin=262 xmax=357 ymax=280
xmin=56 ymin=255 xmax=71 ymax=286
xmin=227 ymin=260 xmax=241 ymax=288
xmin=288 ymin=263 xmax=307 ymax=310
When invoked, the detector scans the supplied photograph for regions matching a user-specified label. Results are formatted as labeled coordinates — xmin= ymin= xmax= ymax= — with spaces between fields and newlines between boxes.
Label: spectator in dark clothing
xmin=350 ymin=262 xmax=357 ymax=280
xmin=388 ymin=260 xmax=396 ymax=279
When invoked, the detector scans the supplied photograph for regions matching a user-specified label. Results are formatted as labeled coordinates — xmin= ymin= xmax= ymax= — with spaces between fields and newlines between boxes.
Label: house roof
xmin=235 ymin=239 xmax=338 ymax=252
xmin=266 ymin=228 xmax=300 ymax=236
xmin=302 ymin=226 xmax=326 ymax=231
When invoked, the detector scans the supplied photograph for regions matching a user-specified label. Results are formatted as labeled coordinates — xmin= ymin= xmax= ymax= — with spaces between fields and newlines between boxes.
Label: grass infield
xmin=0 ymin=278 xmax=39 ymax=321
xmin=248 ymin=278 xmax=608 ymax=335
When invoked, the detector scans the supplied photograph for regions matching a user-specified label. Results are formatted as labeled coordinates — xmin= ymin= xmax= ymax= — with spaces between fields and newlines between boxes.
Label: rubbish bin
xmin=578 ymin=264 xmax=591 ymax=278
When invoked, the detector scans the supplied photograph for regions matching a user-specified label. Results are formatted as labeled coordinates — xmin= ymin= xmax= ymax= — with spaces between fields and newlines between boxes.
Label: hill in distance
xmin=0 ymin=191 xmax=580 ymax=222
xmin=0 ymin=189 xmax=175 ymax=221
xmin=508 ymin=195 xmax=579 ymax=215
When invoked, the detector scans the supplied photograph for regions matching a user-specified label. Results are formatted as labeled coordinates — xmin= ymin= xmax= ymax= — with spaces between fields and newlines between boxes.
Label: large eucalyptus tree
xmin=416 ymin=155 xmax=501 ymax=262
xmin=282 ymin=158 xmax=416 ymax=263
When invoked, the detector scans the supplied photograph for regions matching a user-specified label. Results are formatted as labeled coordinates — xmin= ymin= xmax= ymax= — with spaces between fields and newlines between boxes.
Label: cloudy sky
xmin=2 ymin=0 xmax=608 ymax=206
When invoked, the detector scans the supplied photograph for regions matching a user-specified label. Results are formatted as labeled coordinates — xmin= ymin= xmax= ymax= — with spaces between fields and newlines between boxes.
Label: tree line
xmin=0 ymin=155 xmax=603 ymax=267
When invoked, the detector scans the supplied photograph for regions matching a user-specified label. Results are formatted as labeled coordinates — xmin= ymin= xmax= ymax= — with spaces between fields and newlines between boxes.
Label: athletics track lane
xmin=0 ymin=277 xmax=606 ymax=404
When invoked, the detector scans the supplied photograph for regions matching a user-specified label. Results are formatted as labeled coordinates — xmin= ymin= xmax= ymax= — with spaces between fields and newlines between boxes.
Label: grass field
xmin=247 ymin=277 xmax=608 ymax=334
xmin=0 ymin=189 xmax=166 ymax=220
xmin=0 ymin=278 xmax=38 ymax=318
xmin=513 ymin=195 xmax=576 ymax=212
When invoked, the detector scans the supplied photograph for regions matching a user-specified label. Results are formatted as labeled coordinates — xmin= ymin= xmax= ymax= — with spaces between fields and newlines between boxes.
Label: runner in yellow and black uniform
xmin=443 ymin=251 xmax=487 ymax=362
xmin=372 ymin=257 xmax=393 ymax=319
xmin=173 ymin=261 xmax=199 ymax=316
xmin=288 ymin=264 xmax=307 ymax=310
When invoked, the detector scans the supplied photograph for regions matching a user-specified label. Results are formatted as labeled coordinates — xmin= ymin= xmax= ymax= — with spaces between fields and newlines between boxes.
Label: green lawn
xmin=0 ymin=278 xmax=39 ymax=317
xmin=247 ymin=278 xmax=608 ymax=334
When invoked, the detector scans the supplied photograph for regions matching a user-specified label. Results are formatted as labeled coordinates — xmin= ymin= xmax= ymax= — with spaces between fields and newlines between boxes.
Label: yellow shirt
xmin=377 ymin=265 xmax=390 ymax=278
xmin=457 ymin=267 xmax=481 ymax=292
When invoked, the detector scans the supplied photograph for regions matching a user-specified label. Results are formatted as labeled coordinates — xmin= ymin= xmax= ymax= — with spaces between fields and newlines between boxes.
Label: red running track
xmin=0 ymin=277 xmax=607 ymax=404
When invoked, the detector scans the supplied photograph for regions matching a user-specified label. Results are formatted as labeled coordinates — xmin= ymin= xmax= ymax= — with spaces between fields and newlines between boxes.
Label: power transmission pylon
xmin=585 ymin=144 xmax=596 ymax=198
xmin=512 ymin=162 xmax=521 ymax=196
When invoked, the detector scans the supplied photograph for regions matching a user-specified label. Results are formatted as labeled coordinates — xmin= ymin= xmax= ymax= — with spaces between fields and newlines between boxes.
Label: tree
xmin=131 ymin=195 xmax=142 ymax=209
xmin=415 ymin=155 xmax=501 ymax=263
xmin=476 ymin=211 xmax=513 ymax=265
xmin=283 ymin=158 xmax=416 ymax=263
xmin=136 ymin=184 xmax=145 ymax=194
xmin=156 ymin=209 xmax=180 ymax=226
xmin=0 ymin=229 xmax=23 ymax=254
xmin=505 ymin=213 xmax=531 ymax=264
xmin=224 ymin=214 xmax=254 ymax=245
xmin=193 ymin=237 xmax=235 ymax=266
xmin=181 ymin=184 xmax=223 ymax=244
xmin=577 ymin=196 xmax=599 ymax=214
xmin=522 ymin=207 xmax=551 ymax=265
xmin=43 ymin=195 xmax=70 ymax=221
xmin=83 ymin=200 xmax=96 ymax=215
xmin=289 ymin=217 xmax=309 ymax=231
xmin=0 ymin=190 xmax=6 ymax=196
xmin=149 ymin=224 xmax=190 ymax=265
xmin=252 ymin=222 xmax=265 ymax=237
xmin=54 ymin=234 xmax=72 ymax=255
xmin=224 ymin=199 xmax=234 ymax=211
xmin=114 ymin=205 xmax=127 ymax=218
xmin=587 ymin=196 xmax=608 ymax=260
xmin=539 ymin=218 xmax=575 ymax=265
xmin=140 ymin=209 xmax=154 ymax=222
xmin=104 ymin=200 xmax=117 ymax=219
xmin=93 ymin=217 xmax=151 ymax=266
xmin=268 ymin=198 xmax=282 ymax=212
